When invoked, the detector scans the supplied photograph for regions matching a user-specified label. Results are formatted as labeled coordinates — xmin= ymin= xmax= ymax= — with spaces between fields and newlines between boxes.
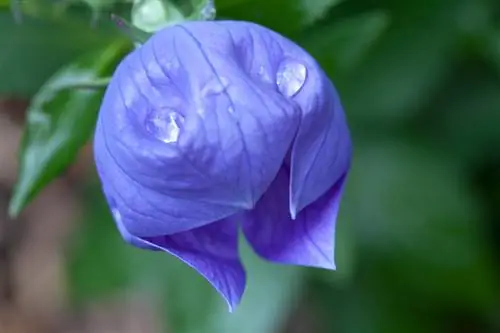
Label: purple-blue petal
xmin=286 ymin=64 xmax=351 ymax=218
xmin=94 ymin=118 xmax=239 ymax=237
xmin=93 ymin=19 xmax=352 ymax=310
xmin=141 ymin=218 xmax=245 ymax=312
xmin=109 ymin=195 xmax=245 ymax=311
xmin=241 ymin=166 xmax=347 ymax=269
xmin=94 ymin=21 xmax=306 ymax=237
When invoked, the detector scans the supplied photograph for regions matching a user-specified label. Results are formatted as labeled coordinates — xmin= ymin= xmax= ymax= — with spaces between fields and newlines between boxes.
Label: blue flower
xmin=93 ymin=20 xmax=352 ymax=311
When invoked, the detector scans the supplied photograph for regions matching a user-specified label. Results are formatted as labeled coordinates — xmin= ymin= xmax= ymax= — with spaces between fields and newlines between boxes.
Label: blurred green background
xmin=1 ymin=0 xmax=500 ymax=332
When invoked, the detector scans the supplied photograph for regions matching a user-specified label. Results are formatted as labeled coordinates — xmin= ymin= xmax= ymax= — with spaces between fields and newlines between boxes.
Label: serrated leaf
xmin=9 ymin=39 xmax=132 ymax=218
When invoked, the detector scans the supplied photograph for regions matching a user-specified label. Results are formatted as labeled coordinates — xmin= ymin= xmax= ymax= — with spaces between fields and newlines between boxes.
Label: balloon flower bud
xmin=94 ymin=20 xmax=352 ymax=311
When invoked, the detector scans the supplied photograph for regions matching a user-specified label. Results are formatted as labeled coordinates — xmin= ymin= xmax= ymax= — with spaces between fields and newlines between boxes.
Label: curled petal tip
xmin=242 ymin=168 xmax=344 ymax=271
xmin=321 ymin=258 xmax=337 ymax=271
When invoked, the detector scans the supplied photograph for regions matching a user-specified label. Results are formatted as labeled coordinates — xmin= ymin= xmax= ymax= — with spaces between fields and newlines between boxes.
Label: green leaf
xmin=0 ymin=11 xmax=117 ymax=96
xmin=9 ymin=39 xmax=131 ymax=218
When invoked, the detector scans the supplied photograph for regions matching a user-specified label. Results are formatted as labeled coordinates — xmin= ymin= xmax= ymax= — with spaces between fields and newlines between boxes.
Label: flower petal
xmin=107 ymin=192 xmax=245 ymax=311
xmin=275 ymin=46 xmax=351 ymax=217
xmin=241 ymin=166 xmax=346 ymax=269
xmin=94 ymin=118 xmax=239 ymax=237
xmin=94 ymin=21 xmax=305 ymax=236
xmin=290 ymin=88 xmax=351 ymax=218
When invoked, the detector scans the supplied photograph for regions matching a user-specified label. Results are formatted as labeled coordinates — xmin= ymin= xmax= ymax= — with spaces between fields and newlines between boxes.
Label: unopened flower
xmin=93 ymin=20 xmax=352 ymax=310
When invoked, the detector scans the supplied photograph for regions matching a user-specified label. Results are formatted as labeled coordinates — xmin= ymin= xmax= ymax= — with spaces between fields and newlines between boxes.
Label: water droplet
xmin=227 ymin=106 xmax=235 ymax=114
xmin=276 ymin=60 xmax=307 ymax=97
xmin=145 ymin=108 xmax=184 ymax=143
xmin=201 ymin=77 xmax=230 ymax=97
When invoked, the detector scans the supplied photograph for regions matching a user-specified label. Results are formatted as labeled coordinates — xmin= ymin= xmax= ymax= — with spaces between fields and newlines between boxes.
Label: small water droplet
xmin=276 ymin=60 xmax=307 ymax=97
xmin=201 ymin=77 xmax=230 ymax=97
xmin=227 ymin=106 xmax=235 ymax=114
xmin=145 ymin=108 xmax=184 ymax=143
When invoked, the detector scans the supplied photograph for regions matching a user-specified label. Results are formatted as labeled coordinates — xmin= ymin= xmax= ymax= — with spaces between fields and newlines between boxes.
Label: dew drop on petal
xmin=145 ymin=108 xmax=184 ymax=143
xmin=276 ymin=60 xmax=307 ymax=97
